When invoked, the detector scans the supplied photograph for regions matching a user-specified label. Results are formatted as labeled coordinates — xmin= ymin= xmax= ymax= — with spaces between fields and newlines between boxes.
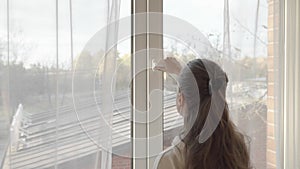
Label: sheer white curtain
xmin=283 ymin=0 xmax=300 ymax=168
xmin=97 ymin=1 xmax=121 ymax=169
xmin=0 ymin=0 xmax=121 ymax=169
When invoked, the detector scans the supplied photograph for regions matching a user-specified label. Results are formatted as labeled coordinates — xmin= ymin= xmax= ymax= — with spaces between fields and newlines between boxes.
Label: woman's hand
xmin=153 ymin=57 xmax=182 ymax=75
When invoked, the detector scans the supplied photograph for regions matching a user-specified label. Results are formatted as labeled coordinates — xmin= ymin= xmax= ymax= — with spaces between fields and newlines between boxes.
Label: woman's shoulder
xmin=153 ymin=137 xmax=185 ymax=169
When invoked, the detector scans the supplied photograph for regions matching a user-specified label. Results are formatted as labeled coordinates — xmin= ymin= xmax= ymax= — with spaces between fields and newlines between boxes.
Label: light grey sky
xmin=164 ymin=0 xmax=268 ymax=58
xmin=0 ymin=0 xmax=268 ymax=67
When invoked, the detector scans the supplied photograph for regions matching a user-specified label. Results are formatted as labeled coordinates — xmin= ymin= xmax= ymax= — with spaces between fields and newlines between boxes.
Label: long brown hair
xmin=178 ymin=59 xmax=251 ymax=169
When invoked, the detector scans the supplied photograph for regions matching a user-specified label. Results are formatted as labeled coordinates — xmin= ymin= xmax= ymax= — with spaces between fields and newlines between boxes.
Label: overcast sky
xmin=0 ymin=0 xmax=268 ymax=67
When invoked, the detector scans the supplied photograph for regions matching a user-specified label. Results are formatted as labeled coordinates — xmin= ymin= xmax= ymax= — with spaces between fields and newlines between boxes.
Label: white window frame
xmin=132 ymin=0 xmax=163 ymax=169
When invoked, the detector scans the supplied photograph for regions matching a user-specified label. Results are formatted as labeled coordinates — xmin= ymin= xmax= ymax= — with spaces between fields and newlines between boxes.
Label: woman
xmin=153 ymin=57 xmax=251 ymax=169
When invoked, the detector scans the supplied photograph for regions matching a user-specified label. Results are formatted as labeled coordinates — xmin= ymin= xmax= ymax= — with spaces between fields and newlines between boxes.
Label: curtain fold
xmin=283 ymin=0 xmax=300 ymax=168
xmin=99 ymin=1 xmax=121 ymax=169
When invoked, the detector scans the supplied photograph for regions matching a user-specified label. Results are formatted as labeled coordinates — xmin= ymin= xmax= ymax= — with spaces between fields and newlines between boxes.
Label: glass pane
xmin=4 ymin=0 xmax=57 ymax=168
xmin=163 ymin=0 xmax=281 ymax=168
xmin=0 ymin=0 xmax=131 ymax=169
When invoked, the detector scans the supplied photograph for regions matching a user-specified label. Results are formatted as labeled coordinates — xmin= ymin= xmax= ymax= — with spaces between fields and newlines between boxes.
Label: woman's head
xmin=177 ymin=59 xmax=251 ymax=169
xmin=177 ymin=59 xmax=228 ymax=135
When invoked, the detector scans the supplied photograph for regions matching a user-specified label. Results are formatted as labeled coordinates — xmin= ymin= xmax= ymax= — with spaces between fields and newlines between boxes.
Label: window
xmin=0 ymin=0 xmax=131 ymax=169
xmin=1 ymin=0 xmax=299 ymax=169
xmin=162 ymin=0 xmax=282 ymax=168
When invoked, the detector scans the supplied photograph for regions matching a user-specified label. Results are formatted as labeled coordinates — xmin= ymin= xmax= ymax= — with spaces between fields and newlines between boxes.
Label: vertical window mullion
xmin=132 ymin=0 xmax=163 ymax=168
xmin=148 ymin=0 xmax=163 ymax=168
xmin=132 ymin=0 xmax=148 ymax=168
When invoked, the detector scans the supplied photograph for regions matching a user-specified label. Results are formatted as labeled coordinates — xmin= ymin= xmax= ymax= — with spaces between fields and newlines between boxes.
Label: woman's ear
xmin=176 ymin=92 xmax=185 ymax=115
xmin=178 ymin=92 xmax=184 ymax=107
